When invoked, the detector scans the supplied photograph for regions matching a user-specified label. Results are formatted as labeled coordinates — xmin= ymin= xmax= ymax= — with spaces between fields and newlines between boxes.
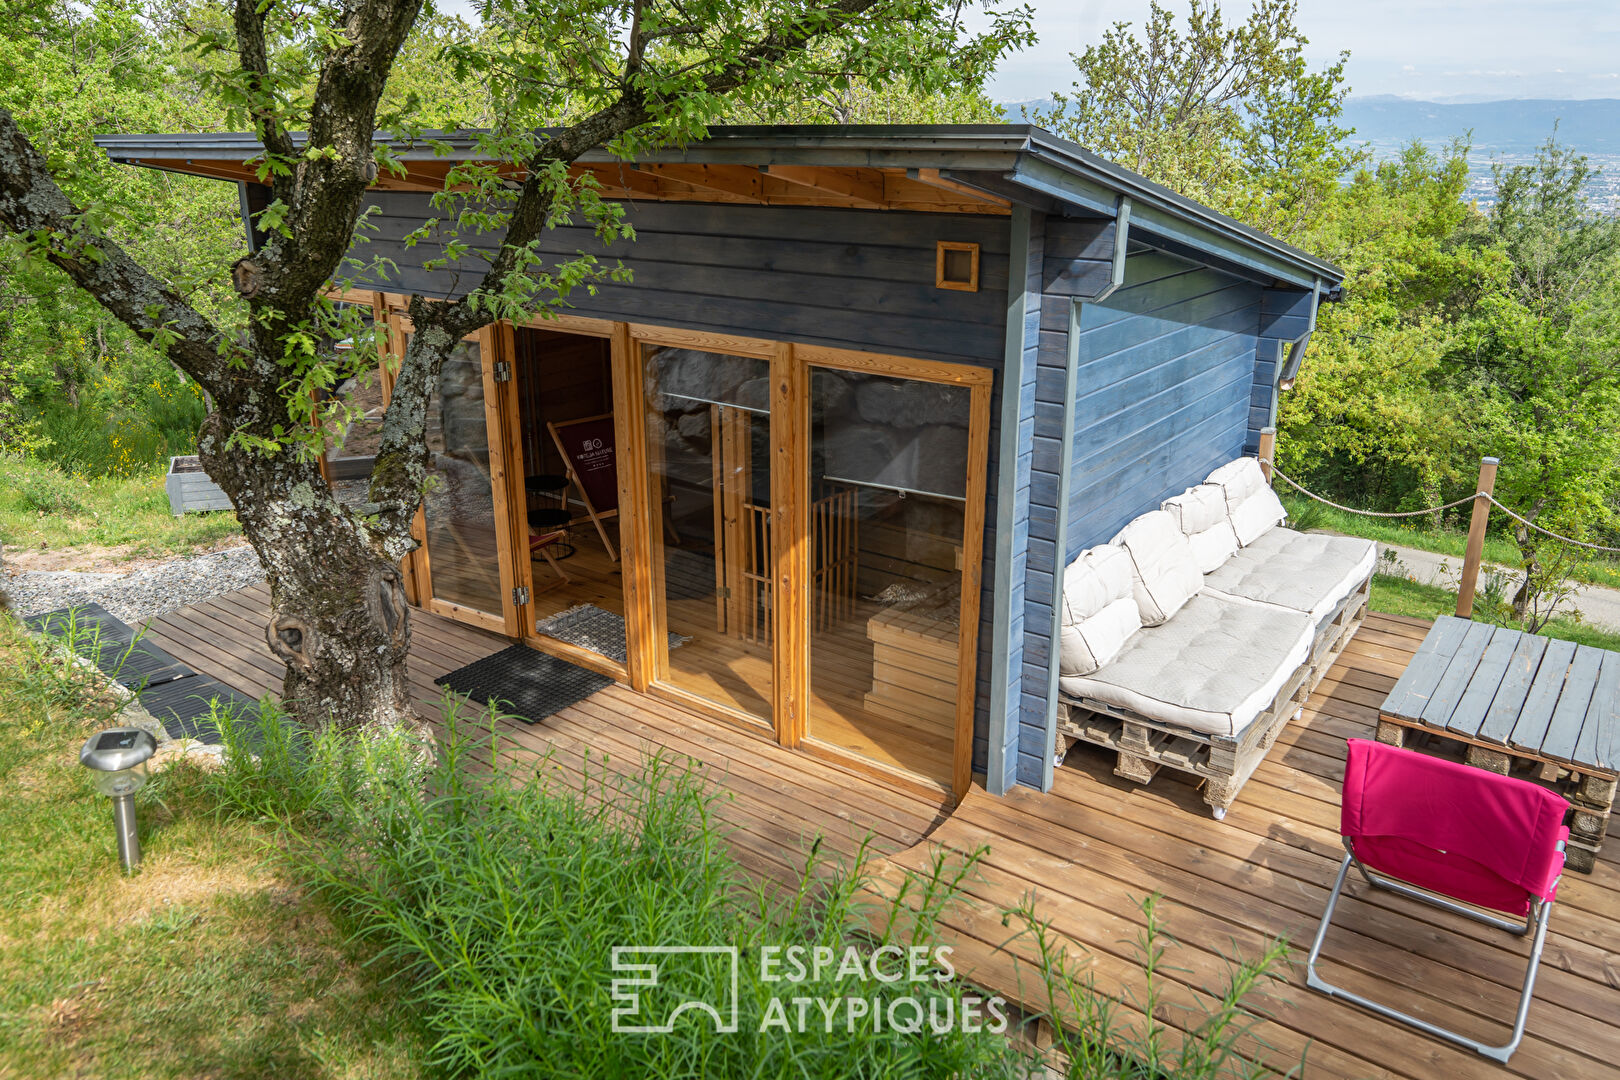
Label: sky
xmin=980 ymin=0 xmax=1620 ymax=104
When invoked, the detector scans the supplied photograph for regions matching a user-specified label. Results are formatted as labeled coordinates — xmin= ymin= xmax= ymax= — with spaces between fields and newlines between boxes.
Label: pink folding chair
xmin=1306 ymin=738 xmax=1569 ymax=1062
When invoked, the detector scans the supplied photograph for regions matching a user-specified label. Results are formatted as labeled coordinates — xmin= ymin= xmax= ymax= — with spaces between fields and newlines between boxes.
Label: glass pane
xmin=807 ymin=369 xmax=970 ymax=789
xmin=511 ymin=327 xmax=627 ymax=660
xmin=324 ymin=315 xmax=387 ymax=508
xmin=420 ymin=334 xmax=504 ymax=614
xmin=645 ymin=345 xmax=773 ymax=723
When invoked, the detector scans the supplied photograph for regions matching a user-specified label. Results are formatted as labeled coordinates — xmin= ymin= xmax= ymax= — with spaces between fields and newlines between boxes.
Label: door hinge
xmin=493 ymin=360 xmax=512 ymax=383
xmin=512 ymin=585 xmax=530 ymax=606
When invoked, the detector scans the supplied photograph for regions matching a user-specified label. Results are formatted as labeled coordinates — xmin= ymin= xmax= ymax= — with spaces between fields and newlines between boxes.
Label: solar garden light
xmin=79 ymin=727 xmax=158 ymax=874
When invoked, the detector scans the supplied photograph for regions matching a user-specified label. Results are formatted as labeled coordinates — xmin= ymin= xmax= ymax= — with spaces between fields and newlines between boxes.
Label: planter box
xmin=165 ymin=456 xmax=234 ymax=516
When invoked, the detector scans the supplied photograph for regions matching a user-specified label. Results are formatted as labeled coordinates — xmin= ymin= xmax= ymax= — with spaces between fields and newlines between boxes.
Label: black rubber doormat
xmin=25 ymin=602 xmax=194 ymax=691
xmin=138 ymin=675 xmax=261 ymax=743
xmin=435 ymin=645 xmax=613 ymax=724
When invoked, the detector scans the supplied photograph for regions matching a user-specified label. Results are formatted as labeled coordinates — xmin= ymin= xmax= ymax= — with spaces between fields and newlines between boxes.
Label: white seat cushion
xmin=1205 ymin=457 xmax=1287 ymax=546
xmin=1059 ymin=545 xmax=1142 ymax=677
xmin=1161 ymin=484 xmax=1239 ymax=573
xmin=1060 ymin=593 xmax=1314 ymax=737
xmin=1203 ymin=528 xmax=1377 ymax=623
xmin=1110 ymin=510 xmax=1204 ymax=626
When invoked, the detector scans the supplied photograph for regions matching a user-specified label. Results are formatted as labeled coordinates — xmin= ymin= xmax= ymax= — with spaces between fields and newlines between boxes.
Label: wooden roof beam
xmin=905 ymin=168 xmax=1012 ymax=208
xmin=761 ymin=165 xmax=886 ymax=208
xmin=575 ymin=164 xmax=664 ymax=197
xmin=634 ymin=163 xmax=764 ymax=202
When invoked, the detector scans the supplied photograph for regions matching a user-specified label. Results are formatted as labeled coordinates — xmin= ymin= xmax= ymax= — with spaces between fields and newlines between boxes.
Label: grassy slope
xmin=0 ymin=620 xmax=422 ymax=1080
xmin=1282 ymin=493 xmax=1620 ymax=590
xmin=0 ymin=456 xmax=241 ymax=560
xmin=1371 ymin=574 xmax=1620 ymax=651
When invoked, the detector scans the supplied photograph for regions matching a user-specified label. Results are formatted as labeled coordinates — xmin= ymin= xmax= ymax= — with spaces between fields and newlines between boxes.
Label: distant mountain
xmin=1340 ymin=97 xmax=1620 ymax=154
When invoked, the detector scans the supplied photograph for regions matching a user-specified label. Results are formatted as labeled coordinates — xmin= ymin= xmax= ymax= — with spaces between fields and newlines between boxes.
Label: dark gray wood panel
xmin=1542 ymin=645 xmax=1605 ymax=762
xmin=1508 ymin=637 xmax=1578 ymax=752
xmin=1476 ymin=632 xmax=1550 ymax=744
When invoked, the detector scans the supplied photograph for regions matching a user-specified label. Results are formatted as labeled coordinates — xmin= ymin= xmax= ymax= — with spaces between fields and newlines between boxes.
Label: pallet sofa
xmin=1056 ymin=457 xmax=1375 ymax=818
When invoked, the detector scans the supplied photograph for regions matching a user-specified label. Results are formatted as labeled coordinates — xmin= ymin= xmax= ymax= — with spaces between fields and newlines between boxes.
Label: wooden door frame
xmin=384 ymin=311 xmax=515 ymax=637
xmin=504 ymin=315 xmax=635 ymax=682
xmin=791 ymin=345 xmax=992 ymax=802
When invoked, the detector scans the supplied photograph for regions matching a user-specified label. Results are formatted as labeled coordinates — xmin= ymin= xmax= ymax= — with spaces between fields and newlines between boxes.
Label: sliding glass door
xmin=802 ymin=367 xmax=976 ymax=791
xmin=389 ymin=316 xmax=518 ymax=634
xmin=641 ymin=342 xmax=775 ymax=726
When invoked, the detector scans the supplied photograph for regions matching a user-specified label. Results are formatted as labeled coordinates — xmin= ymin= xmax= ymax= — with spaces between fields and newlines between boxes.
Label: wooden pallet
xmin=1374 ymin=612 xmax=1620 ymax=873
xmin=1058 ymin=572 xmax=1371 ymax=819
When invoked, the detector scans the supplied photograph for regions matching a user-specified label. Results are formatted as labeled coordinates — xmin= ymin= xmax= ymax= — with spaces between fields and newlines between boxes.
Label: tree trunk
xmin=198 ymin=413 xmax=418 ymax=734
xmin=1511 ymin=522 xmax=1536 ymax=622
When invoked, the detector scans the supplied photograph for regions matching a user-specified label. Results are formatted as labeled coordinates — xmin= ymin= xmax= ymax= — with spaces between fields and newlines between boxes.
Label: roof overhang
xmin=92 ymin=124 xmax=1343 ymax=290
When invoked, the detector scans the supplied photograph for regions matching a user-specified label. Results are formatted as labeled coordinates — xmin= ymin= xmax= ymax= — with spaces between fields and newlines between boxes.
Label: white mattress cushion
xmin=1206 ymin=457 xmax=1288 ymax=546
xmin=1203 ymin=528 xmax=1378 ymax=623
xmin=1060 ymin=592 xmax=1314 ymax=737
xmin=1161 ymin=485 xmax=1239 ymax=573
xmin=1058 ymin=544 xmax=1143 ymax=677
xmin=1110 ymin=511 xmax=1204 ymax=626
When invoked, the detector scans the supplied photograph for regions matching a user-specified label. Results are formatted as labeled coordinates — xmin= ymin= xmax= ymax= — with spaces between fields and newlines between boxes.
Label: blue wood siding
xmin=352 ymin=194 xmax=1009 ymax=368
xmin=1246 ymin=287 xmax=1315 ymax=453
xmin=1011 ymin=247 xmax=1263 ymax=786
xmin=1009 ymin=216 xmax=1111 ymax=787
xmin=983 ymin=210 xmax=1046 ymax=792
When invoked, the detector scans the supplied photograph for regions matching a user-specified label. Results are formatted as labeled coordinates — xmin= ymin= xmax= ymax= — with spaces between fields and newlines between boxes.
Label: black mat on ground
xmin=25 ymin=602 xmax=194 ymax=691
xmin=434 ymin=645 xmax=613 ymax=724
xmin=137 ymin=675 xmax=260 ymax=744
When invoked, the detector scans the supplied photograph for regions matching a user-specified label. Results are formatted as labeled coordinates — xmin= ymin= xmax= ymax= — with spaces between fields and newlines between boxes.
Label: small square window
xmin=936 ymin=241 xmax=979 ymax=292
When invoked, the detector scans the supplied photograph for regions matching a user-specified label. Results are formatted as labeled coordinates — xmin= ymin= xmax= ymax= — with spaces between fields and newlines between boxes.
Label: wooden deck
xmin=137 ymin=583 xmax=951 ymax=887
xmin=141 ymin=592 xmax=1620 ymax=1077
xmin=867 ymin=610 xmax=1620 ymax=1079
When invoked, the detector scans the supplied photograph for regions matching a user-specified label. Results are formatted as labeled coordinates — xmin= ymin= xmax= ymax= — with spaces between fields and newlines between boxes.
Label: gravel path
xmin=4 ymin=546 xmax=266 ymax=626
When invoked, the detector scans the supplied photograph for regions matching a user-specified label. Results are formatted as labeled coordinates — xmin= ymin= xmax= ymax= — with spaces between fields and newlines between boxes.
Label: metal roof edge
xmin=91 ymin=123 xmax=1343 ymax=284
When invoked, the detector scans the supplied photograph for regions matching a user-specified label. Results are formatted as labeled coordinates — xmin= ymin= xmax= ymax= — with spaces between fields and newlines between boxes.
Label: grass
xmin=0 ymin=616 xmax=424 ymax=1080
xmin=1371 ymin=574 xmax=1620 ymax=651
xmin=0 ymin=454 xmax=241 ymax=561
xmin=1281 ymin=493 xmax=1620 ymax=590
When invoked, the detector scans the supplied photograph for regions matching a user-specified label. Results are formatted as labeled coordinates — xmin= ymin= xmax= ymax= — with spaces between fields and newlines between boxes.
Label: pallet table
xmin=1377 ymin=615 xmax=1620 ymax=872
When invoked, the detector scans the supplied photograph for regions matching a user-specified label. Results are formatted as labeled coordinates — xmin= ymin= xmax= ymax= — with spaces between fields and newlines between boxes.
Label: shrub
xmin=208 ymin=697 xmax=1027 ymax=1079
xmin=1015 ymin=893 xmax=1297 ymax=1079
xmin=15 ymin=468 xmax=85 ymax=514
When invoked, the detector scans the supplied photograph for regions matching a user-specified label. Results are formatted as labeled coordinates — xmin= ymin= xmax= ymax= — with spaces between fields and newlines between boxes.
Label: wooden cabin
xmin=96 ymin=125 xmax=1345 ymax=803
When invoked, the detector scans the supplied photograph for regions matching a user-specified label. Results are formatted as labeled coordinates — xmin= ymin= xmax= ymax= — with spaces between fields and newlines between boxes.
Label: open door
xmin=388 ymin=314 xmax=522 ymax=636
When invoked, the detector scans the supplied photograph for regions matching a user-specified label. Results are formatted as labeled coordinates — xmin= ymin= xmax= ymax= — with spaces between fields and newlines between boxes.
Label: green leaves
xmin=1033 ymin=0 xmax=1357 ymax=243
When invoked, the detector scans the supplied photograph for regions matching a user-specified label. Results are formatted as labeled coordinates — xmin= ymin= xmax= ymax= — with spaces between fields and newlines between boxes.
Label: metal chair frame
xmin=1305 ymin=836 xmax=1563 ymax=1064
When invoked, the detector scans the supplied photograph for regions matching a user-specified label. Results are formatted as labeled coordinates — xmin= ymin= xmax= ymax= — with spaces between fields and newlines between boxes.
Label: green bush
xmin=14 ymin=468 xmax=85 ymax=514
xmin=32 ymin=381 xmax=205 ymax=480
xmin=208 ymin=699 xmax=1026 ymax=1079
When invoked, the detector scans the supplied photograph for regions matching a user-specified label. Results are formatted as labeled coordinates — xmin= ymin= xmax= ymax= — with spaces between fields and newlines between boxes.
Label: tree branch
xmin=247 ymin=0 xmax=425 ymax=320
xmin=366 ymin=0 xmax=891 ymax=524
xmin=232 ymin=0 xmax=296 ymax=204
xmin=0 ymin=104 xmax=231 ymax=390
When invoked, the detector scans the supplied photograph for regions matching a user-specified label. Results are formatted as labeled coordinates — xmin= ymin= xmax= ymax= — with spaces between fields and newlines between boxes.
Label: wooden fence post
xmin=1258 ymin=427 xmax=1276 ymax=481
xmin=1456 ymin=456 xmax=1500 ymax=619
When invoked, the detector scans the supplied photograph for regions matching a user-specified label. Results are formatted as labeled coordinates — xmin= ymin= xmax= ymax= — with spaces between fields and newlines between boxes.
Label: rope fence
xmin=1259 ymin=457 xmax=1620 ymax=556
